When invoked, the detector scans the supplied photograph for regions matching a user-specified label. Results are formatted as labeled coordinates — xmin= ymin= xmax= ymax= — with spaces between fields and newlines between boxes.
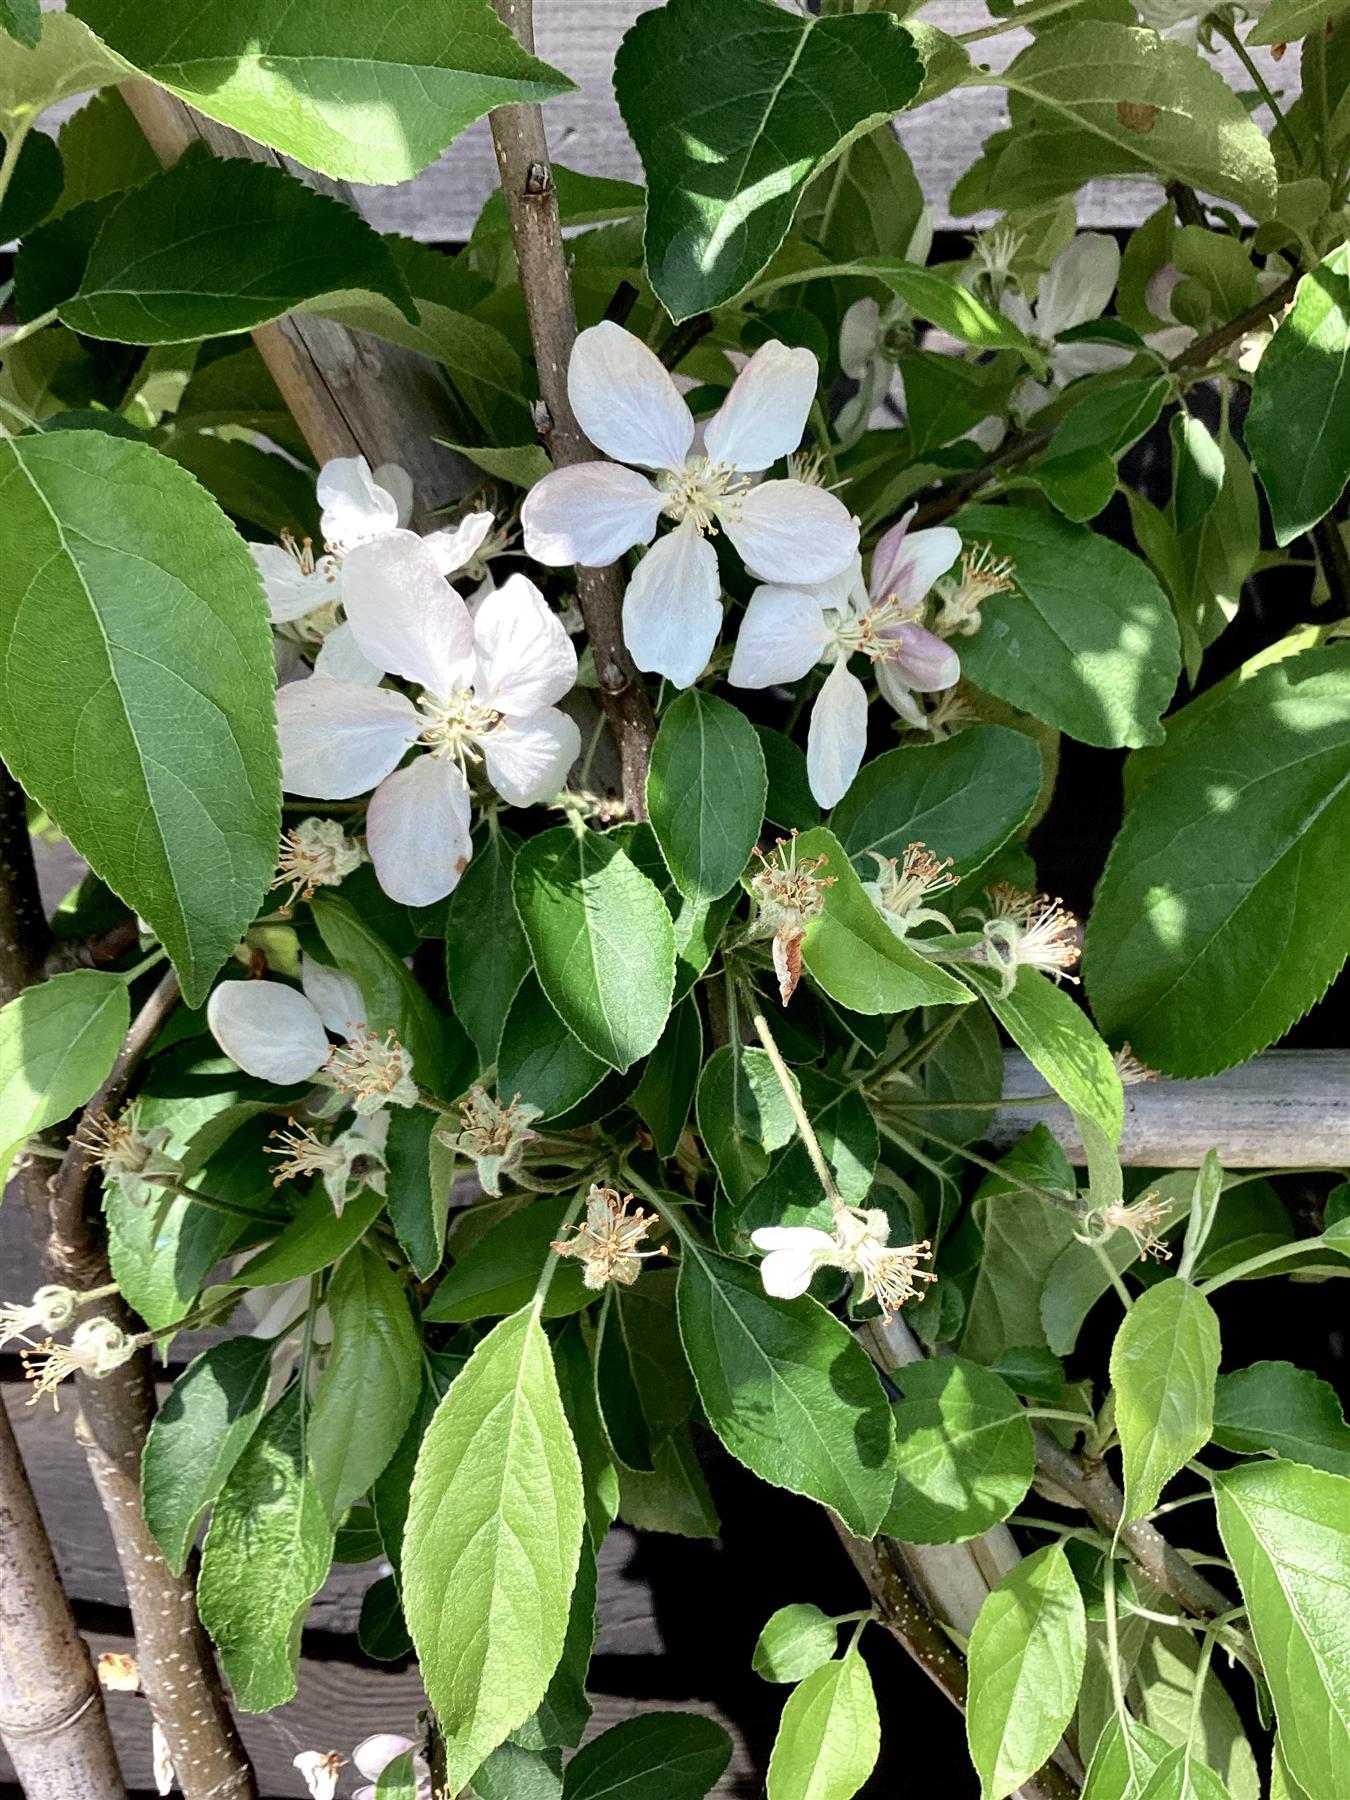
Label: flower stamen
xmin=270 ymin=817 xmax=364 ymax=913
xmin=551 ymin=1186 xmax=668 ymax=1290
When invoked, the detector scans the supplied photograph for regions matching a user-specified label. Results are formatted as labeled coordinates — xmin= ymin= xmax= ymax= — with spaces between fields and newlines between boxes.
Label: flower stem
xmin=0 ymin=307 xmax=59 ymax=356
xmin=747 ymin=998 xmax=844 ymax=1210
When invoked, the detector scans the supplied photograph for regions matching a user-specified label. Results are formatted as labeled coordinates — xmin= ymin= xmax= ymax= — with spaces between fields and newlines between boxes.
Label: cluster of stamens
xmin=453 ymin=1086 xmax=538 ymax=1161
xmin=971 ymin=224 xmax=1023 ymax=291
xmin=416 ymin=688 xmax=500 ymax=763
xmin=656 ymin=456 xmax=750 ymax=535
xmin=270 ymin=817 xmax=363 ymax=912
xmin=866 ymin=844 xmax=959 ymax=934
xmin=832 ymin=1206 xmax=936 ymax=1324
xmin=981 ymin=884 xmax=1082 ymax=985
xmin=267 ymin=1124 xmax=350 ymax=1186
xmin=1080 ymin=1192 xmax=1173 ymax=1262
xmin=551 ymin=1187 xmax=668 ymax=1290
xmin=325 ymin=1026 xmax=417 ymax=1113
xmin=1113 ymin=1043 xmax=1158 ymax=1087
xmin=934 ymin=544 xmax=1018 ymax=638
xmin=79 ymin=1105 xmax=154 ymax=1179
xmin=22 ymin=1317 xmax=136 ymax=1408
xmin=832 ymin=596 xmax=920 ymax=664
xmin=751 ymin=832 xmax=836 ymax=922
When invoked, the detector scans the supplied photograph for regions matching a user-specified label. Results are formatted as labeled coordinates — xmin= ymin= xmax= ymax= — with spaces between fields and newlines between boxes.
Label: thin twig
xmin=1312 ymin=512 xmax=1350 ymax=614
xmin=656 ymin=311 xmax=714 ymax=370
xmin=40 ymin=918 xmax=140 ymax=977
xmin=0 ymin=759 xmax=52 ymax=994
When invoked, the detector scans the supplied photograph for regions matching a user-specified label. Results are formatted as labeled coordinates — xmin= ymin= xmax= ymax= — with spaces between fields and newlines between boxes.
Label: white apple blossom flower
xmin=78 ymin=1102 xmax=180 ymax=1206
xmin=729 ymin=507 xmax=961 ymax=807
xmin=274 ymin=533 xmax=580 ymax=905
xmin=1002 ymin=235 xmax=1135 ymax=418
xmin=977 ymin=884 xmax=1082 ymax=991
xmin=293 ymin=1750 xmax=344 ymax=1800
xmin=351 ymin=1734 xmax=430 ymax=1800
xmin=521 ymin=322 xmax=859 ymax=688
xmin=837 ymin=210 xmax=935 ymax=445
xmin=751 ymin=1206 xmax=934 ymax=1323
xmin=206 ymin=959 xmax=417 ymax=1113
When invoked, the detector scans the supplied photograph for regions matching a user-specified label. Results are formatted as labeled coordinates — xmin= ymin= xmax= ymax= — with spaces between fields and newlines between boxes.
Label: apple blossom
xmin=268 ymin=1112 xmax=389 ymax=1216
xmin=729 ymin=507 xmax=962 ymax=807
xmin=521 ymin=322 xmax=859 ymax=687
xmin=1001 ymin=234 xmax=1136 ymax=417
xmin=274 ymin=532 xmax=580 ymax=905
xmin=438 ymin=1086 xmax=540 ymax=1196
xmin=749 ymin=832 xmax=838 ymax=1005
xmin=351 ymin=1734 xmax=430 ymax=1800
xmin=293 ymin=1750 xmax=344 ymax=1800
xmin=22 ymin=1316 xmax=139 ymax=1405
xmin=977 ymin=884 xmax=1083 ymax=990
xmin=863 ymin=844 xmax=960 ymax=939
xmin=78 ymin=1102 xmax=180 ymax=1206
xmin=751 ymin=1206 xmax=935 ymax=1323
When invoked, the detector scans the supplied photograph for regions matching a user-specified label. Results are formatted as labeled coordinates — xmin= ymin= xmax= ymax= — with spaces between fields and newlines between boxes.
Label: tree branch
xmin=487 ymin=1 xmax=657 ymax=814
xmin=1312 ymin=512 xmax=1350 ymax=615
xmin=0 ymin=758 xmax=51 ymax=994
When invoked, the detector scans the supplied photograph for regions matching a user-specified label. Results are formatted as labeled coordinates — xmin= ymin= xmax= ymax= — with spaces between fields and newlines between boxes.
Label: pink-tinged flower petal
xmin=875 ymin=670 xmax=927 ymax=730
xmin=728 ymin=585 xmax=829 ymax=689
xmin=722 ymin=481 xmax=858 ymax=584
xmin=300 ymin=955 xmax=365 ymax=1039
xmin=353 ymin=1737 xmax=416 ymax=1783
xmin=1037 ymin=233 xmax=1120 ymax=339
xmin=207 ymin=982 xmax=330 ymax=1086
xmin=425 ymin=510 xmax=495 ymax=577
xmin=472 ymin=575 xmax=578 ymax=716
xmin=703 ymin=340 xmax=818 ymax=472
xmin=622 ymin=520 xmax=722 ymax=689
xmin=807 ymin=659 xmax=868 ymax=808
xmin=869 ymin=510 xmax=962 ymax=608
xmin=879 ymin=621 xmax=960 ymax=693
xmin=276 ymin=679 xmax=419 ymax=799
xmin=482 ymin=708 xmax=581 ymax=807
xmin=341 ymin=532 xmax=475 ymax=697
xmin=366 ymin=757 xmax=473 ymax=907
xmin=312 ymin=621 xmax=381 ymax=685
xmin=250 ymin=544 xmax=340 ymax=624
xmin=521 ymin=463 xmax=664 ymax=567
xmin=317 ymin=456 xmax=401 ymax=552
xmin=568 ymin=321 xmax=695 ymax=470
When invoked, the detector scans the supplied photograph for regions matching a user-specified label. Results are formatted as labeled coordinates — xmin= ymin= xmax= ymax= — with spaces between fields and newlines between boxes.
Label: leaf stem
xmin=0 ymin=122 xmax=31 ymax=213
xmin=532 ymin=1186 xmax=585 ymax=1307
xmin=1210 ymin=18 xmax=1295 ymax=154
xmin=0 ymin=307 xmax=59 ymax=356
xmin=747 ymin=996 xmax=844 ymax=1209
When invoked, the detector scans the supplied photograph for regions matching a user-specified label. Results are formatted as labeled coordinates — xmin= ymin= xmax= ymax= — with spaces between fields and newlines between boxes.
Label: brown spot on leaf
xmin=1116 ymin=100 xmax=1157 ymax=133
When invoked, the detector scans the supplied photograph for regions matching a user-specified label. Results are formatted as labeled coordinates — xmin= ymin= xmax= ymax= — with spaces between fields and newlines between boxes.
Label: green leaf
xmin=760 ymin=257 xmax=1034 ymax=354
xmin=1213 ymin=1362 xmax=1350 ymax=1478
xmin=765 ymin=1649 xmax=880 ymax=1800
xmin=956 ymin=505 xmax=1179 ymax=748
xmin=1247 ymin=245 xmax=1350 ymax=546
xmin=0 ymin=434 xmax=280 ymax=1007
xmin=1137 ymin=1748 xmax=1234 ymax=1800
xmin=307 ymin=1246 xmax=421 ymax=1520
xmin=830 ymin=727 xmax=1043 ymax=881
xmin=358 ymin=1573 xmax=412 ymax=1662
xmin=474 ymin=1744 xmax=562 ymax=1800
xmin=403 ymin=1306 xmax=584 ymax=1794
xmin=384 ymin=1106 xmax=452 ymax=1281
xmin=610 ymin=821 xmax=736 ymax=1004
xmin=1081 ymin=1716 xmax=1172 ymax=1800
xmin=883 ymin=1357 xmax=1035 ymax=1544
xmin=424 ymin=1197 xmax=590 ymax=1324
xmin=972 ymin=965 xmax=1124 ymax=1146
xmin=197 ymin=1386 xmax=334 ymax=1711
xmin=959 ymin=1127 xmax=1079 ymax=1366
xmin=562 ymin=1712 xmax=733 ymax=1800
xmin=1250 ymin=0 xmax=1348 ymax=49
xmin=1111 ymin=1280 xmax=1220 ymax=1522
xmin=632 ymin=996 xmax=703 ymax=1160
xmin=0 ymin=13 xmax=129 ymax=127
xmin=0 ymin=0 xmax=41 ymax=50
xmin=53 ymin=88 xmax=159 ymax=214
xmin=229 ymin=1185 xmax=384 ymax=1289
xmin=696 ymin=1044 xmax=800 ymax=1206
xmin=753 ymin=1605 xmax=838 ymax=1685
xmin=446 ymin=828 xmax=530 ymax=1067
xmin=0 ymin=970 xmax=128 ymax=1172
xmin=443 ymin=443 xmax=553 ymax=491
xmin=141 ymin=1336 xmax=274 ymax=1577
xmin=617 ymin=1425 xmax=719 ymax=1540
xmin=0 ymin=128 xmax=62 ymax=242
xmin=513 ymin=826 xmax=675 ymax=1071
xmin=1041 ymin=1170 xmax=1194 ymax=1356
xmin=1215 ymin=1461 xmax=1350 ymax=1800
xmin=594 ymin=1273 xmax=693 ymax=1475
xmin=793 ymin=825 xmax=972 ymax=1014
xmin=496 ymin=974 xmax=611 ymax=1123
xmin=647 ymin=689 xmax=766 ymax=902
xmin=675 ymin=1233 xmax=895 ymax=1536
xmin=911 ymin=999 xmax=1005 ymax=1149
xmin=1052 ymin=376 xmax=1171 ymax=467
xmin=982 ymin=24 xmax=1276 ymax=218
xmin=1084 ymin=647 xmax=1350 ymax=1076
xmin=966 ymin=1545 xmax=1087 ymax=1800
xmin=68 ymin=0 xmax=574 ymax=185
xmin=614 ymin=0 xmax=923 ymax=320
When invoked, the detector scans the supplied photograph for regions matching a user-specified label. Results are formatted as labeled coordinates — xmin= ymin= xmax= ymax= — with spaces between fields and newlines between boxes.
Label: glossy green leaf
xmin=228 ymin=1185 xmax=384 ymax=1290
xmin=960 ymin=1127 xmax=1080 ymax=1364
xmin=0 ymin=128 xmax=61 ymax=242
xmin=562 ymin=1712 xmax=732 ymax=1800
xmin=141 ymin=1336 xmax=274 ymax=1577
xmin=1085 ymin=647 xmax=1350 ymax=1076
xmin=676 ymin=1233 xmax=895 ymax=1536
xmin=384 ymin=1106 xmax=452 ymax=1282
xmin=766 ymin=1649 xmax=880 ymax=1800
xmin=966 ymin=1545 xmax=1087 ymax=1800
xmin=425 ymin=1197 xmax=589 ymax=1324
xmin=446 ymin=828 xmax=530 ymax=1067
xmin=956 ymin=505 xmax=1179 ymax=749
xmin=647 ymin=688 xmax=766 ymax=902
xmin=696 ymin=1044 xmax=800 ymax=1207
xmin=753 ymin=1605 xmax=838 ymax=1686
xmin=973 ymin=965 xmax=1124 ymax=1146
xmin=614 ymin=0 xmax=923 ymax=320
xmin=69 ymin=0 xmax=573 ymax=184
xmin=883 ymin=1357 xmax=1035 ymax=1544
xmin=1213 ymin=1362 xmax=1350 ymax=1476
xmin=1247 ymin=244 xmax=1350 ymax=545
xmin=0 ymin=434 xmax=280 ymax=1007
xmin=1081 ymin=1716 xmax=1173 ymax=1800
xmin=1111 ymin=1280 xmax=1220 ymax=1522
xmin=52 ymin=88 xmax=159 ymax=214
xmin=403 ymin=1306 xmax=584 ymax=1794
xmin=632 ymin=995 xmax=702 ymax=1159
xmin=358 ymin=1573 xmax=412 ymax=1662
xmin=197 ymin=1387 xmax=334 ymax=1711
xmin=497 ymin=973 xmax=610 ymax=1123
xmin=0 ymin=970 xmax=128 ymax=1173
xmin=0 ymin=0 xmax=40 ymax=50
xmin=756 ymin=726 xmax=820 ymax=834
xmin=594 ymin=1273 xmax=693 ymax=1476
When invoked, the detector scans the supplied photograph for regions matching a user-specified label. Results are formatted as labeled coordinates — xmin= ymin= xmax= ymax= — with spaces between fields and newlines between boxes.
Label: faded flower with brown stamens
xmin=979 ymin=884 xmax=1081 ymax=992
xmin=268 ymin=1115 xmax=387 ymax=1217
xmin=751 ymin=1206 xmax=935 ymax=1325
xmin=23 ymin=1317 xmax=138 ymax=1408
xmin=80 ymin=1103 xmax=179 ymax=1206
xmin=270 ymin=817 xmax=365 ymax=913
xmin=437 ymin=1086 xmax=540 ymax=1196
xmin=293 ymin=1750 xmax=345 ymax=1800
xmin=933 ymin=542 xmax=1017 ymax=638
xmin=551 ymin=1186 xmax=668 ymax=1291
xmin=326 ymin=1026 xmax=418 ymax=1116
xmin=750 ymin=831 xmax=836 ymax=1005
xmin=1080 ymin=1191 xmax=1173 ymax=1263
xmin=1113 ymin=1043 xmax=1159 ymax=1087
xmin=863 ymin=843 xmax=959 ymax=939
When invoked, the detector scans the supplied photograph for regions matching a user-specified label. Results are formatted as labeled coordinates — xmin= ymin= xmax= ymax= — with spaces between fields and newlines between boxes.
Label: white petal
xmin=807 ymin=659 xmax=869 ymax=809
xmin=905 ymin=207 xmax=935 ymax=266
xmin=877 ymin=675 xmax=927 ymax=730
xmin=366 ymin=757 xmax=473 ymax=907
xmin=276 ymin=678 xmax=419 ymax=799
xmin=839 ymin=299 xmax=882 ymax=380
xmin=869 ymin=511 xmax=962 ymax=608
xmin=481 ymin=708 xmax=582 ymax=806
xmin=1000 ymin=291 xmax=1037 ymax=338
xmin=751 ymin=1226 xmax=839 ymax=1253
xmin=703 ymin=340 xmax=818 ymax=472
xmin=293 ymin=1753 xmax=341 ymax=1800
xmin=250 ymin=544 xmax=340 ymax=624
xmin=312 ymin=621 xmax=381 ymax=685
xmin=878 ymin=621 xmax=960 ymax=694
xmin=207 ymin=982 xmax=330 ymax=1086
xmin=754 ymin=1241 xmax=836 ymax=1300
xmin=728 ymin=584 xmax=829 ymax=689
xmin=340 ymin=531 xmax=476 ymax=696
xmin=316 ymin=456 xmax=401 ymax=552
xmin=1037 ymin=233 xmax=1120 ymax=339
xmin=425 ymin=510 xmax=495 ymax=577
xmin=568 ymin=320 xmax=694 ymax=470
xmin=353 ymin=1738 xmax=416 ymax=1783
xmin=472 ymin=575 xmax=577 ymax=716
xmin=1049 ymin=340 xmax=1136 ymax=387
xmin=300 ymin=955 xmax=365 ymax=1038
xmin=722 ymin=481 xmax=858 ymax=584
xmin=521 ymin=463 xmax=663 ymax=567
xmin=622 ymin=520 xmax=722 ymax=689
xmin=372 ymin=461 xmax=414 ymax=527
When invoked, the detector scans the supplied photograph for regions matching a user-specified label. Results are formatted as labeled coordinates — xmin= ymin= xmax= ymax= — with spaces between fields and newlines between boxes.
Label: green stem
xmin=747 ymin=994 xmax=843 ymax=1209
xmin=1198 ymin=1237 xmax=1341 ymax=1296
xmin=1211 ymin=18 xmax=1295 ymax=155
xmin=532 ymin=1187 xmax=585 ymax=1307
xmin=875 ymin=1116 xmax=1074 ymax=1212
xmin=1088 ymin=1237 xmax=1134 ymax=1313
xmin=0 ymin=122 xmax=31 ymax=213
xmin=151 ymin=1174 xmax=288 ymax=1227
xmin=0 ymin=307 xmax=59 ymax=356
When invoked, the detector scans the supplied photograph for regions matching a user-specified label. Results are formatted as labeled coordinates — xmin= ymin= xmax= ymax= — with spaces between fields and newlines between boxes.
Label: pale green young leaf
xmin=1085 ymin=647 xmax=1350 ymax=1076
xmin=0 ymin=12 xmax=129 ymax=126
xmin=1137 ymin=1748 xmax=1236 ymax=1800
xmin=753 ymin=1605 xmax=838 ymax=1686
xmin=883 ymin=1357 xmax=1034 ymax=1545
xmin=141 ymin=1336 xmax=274 ymax=1577
xmin=966 ymin=1545 xmax=1087 ymax=1800
xmin=1111 ymin=1280 xmax=1221 ymax=1522
xmin=0 ymin=970 xmax=127 ymax=1173
xmin=614 ymin=0 xmax=923 ymax=320
xmin=445 ymin=828 xmax=530 ymax=1067
xmin=68 ymin=0 xmax=573 ymax=184
xmin=474 ymin=1744 xmax=562 ymax=1800
xmin=403 ymin=1306 xmax=584 ymax=1794
xmin=647 ymin=689 xmax=766 ymax=903
xmin=0 ymin=434 xmax=280 ymax=1008
xmin=970 ymin=965 xmax=1124 ymax=1146
xmin=765 ymin=1649 xmax=880 ymax=1800
xmin=1213 ymin=1362 xmax=1350 ymax=1476
xmin=562 ymin=1712 xmax=732 ymax=1800
xmin=1130 ymin=1618 xmax=1258 ymax=1800
xmin=197 ymin=1387 xmax=334 ymax=1711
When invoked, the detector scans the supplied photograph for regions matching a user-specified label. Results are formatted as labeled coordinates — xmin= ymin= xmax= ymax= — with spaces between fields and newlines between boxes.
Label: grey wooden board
xmin=33 ymin=1 xmax=1298 ymax=238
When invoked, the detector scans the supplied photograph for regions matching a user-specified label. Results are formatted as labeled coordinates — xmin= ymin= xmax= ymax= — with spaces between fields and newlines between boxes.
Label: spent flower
xmin=978 ymin=885 xmax=1082 ymax=991
xmin=551 ymin=1187 xmax=667 ymax=1290
xmin=437 ymin=1086 xmax=540 ymax=1196
xmin=268 ymin=1114 xmax=388 ymax=1215
xmin=23 ymin=1317 xmax=137 ymax=1407
xmin=270 ymin=817 xmax=365 ymax=912
xmin=749 ymin=832 xmax=837 ymax=1005
xmin=79 ymin=1103 xmax=179 ymax=1207
xmin=863 ymin=844 xmax=959 ymax=938
xmin=932 ymin=542 xmax=1018 ymax=639
xmin=293 ymin=1751 xmax=344 ymax=1800
xmin=0 ymin=1284 xmax=83 ymax=1348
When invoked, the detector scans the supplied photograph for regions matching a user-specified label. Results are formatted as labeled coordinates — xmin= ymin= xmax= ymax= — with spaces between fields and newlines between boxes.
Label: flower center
xmin=828 ymin=596 xmax=919 ymax=664
xmin=656 ymin=456 xmax=750 ymax=534
xmin=867 ymin=843 xmax=959 ymax=930
xmin=417 ymin=688 xmax=501 ymax=762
